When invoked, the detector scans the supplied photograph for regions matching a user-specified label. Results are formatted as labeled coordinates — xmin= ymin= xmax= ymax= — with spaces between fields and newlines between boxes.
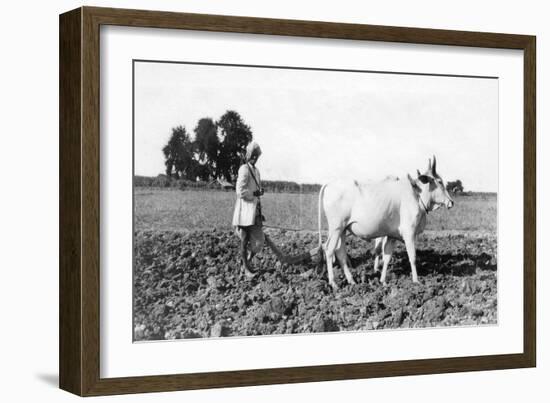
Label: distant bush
xmin=134 ymin=175 xmax=322 ymax=193
xmin=179 ymin=179 xmax=219 ymax=191
xmin=134 ymin=175 xmax=157 ymax=187
xmin=457 ymin=192 xmax=497 ymax=200
xmin=152 ymin=175 xmax=173 ymax=188
xmin=134 ymin=175 xmax=181 ymax=188
xmin=446 ymin=180 xmax=464 ymax=193
xmin=262 ymin=180 xmax=321 ymax=194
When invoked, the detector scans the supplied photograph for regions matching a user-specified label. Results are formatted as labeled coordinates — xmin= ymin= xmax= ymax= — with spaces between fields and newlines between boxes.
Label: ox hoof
xmin=240 ymin=266 xmax=256 ymax=280
xmin=329 ymin=283 xmax=339 ymax=292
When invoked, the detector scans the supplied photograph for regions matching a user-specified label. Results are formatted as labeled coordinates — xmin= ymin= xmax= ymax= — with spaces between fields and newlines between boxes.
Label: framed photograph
xmin=59 ymin=6 xmax=536 ymax=396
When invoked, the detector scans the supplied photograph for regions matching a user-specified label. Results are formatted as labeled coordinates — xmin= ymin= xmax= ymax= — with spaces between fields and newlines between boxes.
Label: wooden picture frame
xmin=59 ymin=6 xmax=536 ymax=396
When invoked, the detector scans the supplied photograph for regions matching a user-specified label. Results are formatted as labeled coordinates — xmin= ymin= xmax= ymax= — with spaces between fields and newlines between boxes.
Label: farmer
xmin=232 ymin=142 xmax=267 ymax=278
xmin=232 ymin=142 xmax=321 ymax=278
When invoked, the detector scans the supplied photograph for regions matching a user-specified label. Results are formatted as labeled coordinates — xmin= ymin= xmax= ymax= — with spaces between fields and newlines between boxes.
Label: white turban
xmin=245 ymin=142 xmax=262 ymax=162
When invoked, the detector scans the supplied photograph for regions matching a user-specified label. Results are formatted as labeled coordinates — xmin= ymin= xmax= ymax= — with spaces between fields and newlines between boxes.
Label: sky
xmin=134 ymin=61 xmax=498 ymax=192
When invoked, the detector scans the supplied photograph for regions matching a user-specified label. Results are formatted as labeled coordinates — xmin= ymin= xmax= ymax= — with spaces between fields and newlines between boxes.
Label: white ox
xmin=317 ymin=156 xmax=454 ymax=290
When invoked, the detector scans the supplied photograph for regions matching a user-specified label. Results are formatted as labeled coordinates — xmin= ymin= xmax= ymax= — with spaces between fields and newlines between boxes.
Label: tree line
xmin=162 ymin=110 xmax=252 ymax=182
xmin=161 ymin=110 xmax=467 ymax=192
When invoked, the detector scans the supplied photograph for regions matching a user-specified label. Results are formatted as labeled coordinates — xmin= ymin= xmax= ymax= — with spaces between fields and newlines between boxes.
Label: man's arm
xmin=236 ymin=165 xmax=255 ymax=201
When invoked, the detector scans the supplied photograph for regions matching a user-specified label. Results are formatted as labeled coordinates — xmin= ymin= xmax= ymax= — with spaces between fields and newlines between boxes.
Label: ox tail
xmin=318 ymin=184 xmax=328 ymax=249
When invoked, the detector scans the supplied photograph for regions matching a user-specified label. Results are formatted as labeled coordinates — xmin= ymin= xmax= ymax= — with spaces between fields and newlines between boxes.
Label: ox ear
xmin=432 ymin=155 xmax=437 ymax=176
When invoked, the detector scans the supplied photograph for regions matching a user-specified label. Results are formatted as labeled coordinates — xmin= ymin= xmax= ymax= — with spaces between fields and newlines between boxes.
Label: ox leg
xmin=379 ymin=238 xmax=395 ymax=285
xmin=373 ymin=237 xmax=384 ymax=273
xmin=324 ymin=230 xmax=342 ymax=291
xmin=403 ymin=233 xmax=419 ymax=283
xmin=335 ymin=233 xmax=356 ymax=286
xmin=373 ymin=256 xmax=381 ymax=273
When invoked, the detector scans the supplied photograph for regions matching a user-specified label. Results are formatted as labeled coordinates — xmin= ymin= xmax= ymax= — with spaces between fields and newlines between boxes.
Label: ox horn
xmin=432 ymin=155 xmax=437 ymax=175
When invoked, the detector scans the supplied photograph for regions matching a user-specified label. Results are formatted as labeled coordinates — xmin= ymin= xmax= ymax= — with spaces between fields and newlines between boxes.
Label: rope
xmin=418 ymin=196 xmax=430 ymax=215
xmin=263 ymin=224 xmax=312 ymax=232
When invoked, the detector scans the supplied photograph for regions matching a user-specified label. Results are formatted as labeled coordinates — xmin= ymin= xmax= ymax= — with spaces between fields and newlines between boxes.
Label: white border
xmin=100 ymin=25 xmax=523 ymax=378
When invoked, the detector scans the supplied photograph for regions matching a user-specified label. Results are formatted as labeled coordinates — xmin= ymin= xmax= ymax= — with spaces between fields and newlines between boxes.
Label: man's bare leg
xmin=239 ymin=228 xmax=255 ymax=278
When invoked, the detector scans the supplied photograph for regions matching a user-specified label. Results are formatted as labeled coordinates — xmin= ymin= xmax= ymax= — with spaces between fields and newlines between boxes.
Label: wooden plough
xmin=263 ymin=233 xmax=323 ymax=266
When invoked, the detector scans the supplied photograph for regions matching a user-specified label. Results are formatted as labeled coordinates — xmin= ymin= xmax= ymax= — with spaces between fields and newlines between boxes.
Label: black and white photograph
xmin=132 ymin=60 xmax=498 ymax=341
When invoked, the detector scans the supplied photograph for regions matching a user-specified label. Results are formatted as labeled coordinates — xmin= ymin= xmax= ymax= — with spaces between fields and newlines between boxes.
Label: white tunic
xmin=232 ymin=163 xmax=261 ymax=227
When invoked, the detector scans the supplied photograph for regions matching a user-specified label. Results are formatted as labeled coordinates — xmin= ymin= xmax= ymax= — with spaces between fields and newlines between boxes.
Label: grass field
xmin=135 ymin=188 xmax=497 ymax=233
xmin=133 ymin=187 xmax=498 ymax=340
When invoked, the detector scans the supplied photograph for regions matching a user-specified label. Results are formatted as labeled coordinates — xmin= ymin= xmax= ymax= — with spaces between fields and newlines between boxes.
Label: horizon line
xmin=133 ymin=173 xmax=496 ymax=193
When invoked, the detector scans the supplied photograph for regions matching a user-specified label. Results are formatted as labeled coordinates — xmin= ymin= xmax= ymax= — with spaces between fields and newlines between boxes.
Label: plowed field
xmin=133 ymin=189 xmax=497 ymax=340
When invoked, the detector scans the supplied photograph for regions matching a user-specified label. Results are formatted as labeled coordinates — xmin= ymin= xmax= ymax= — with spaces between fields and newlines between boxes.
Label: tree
xmin=186 ymin=159 xmax=211 ymax=182
xmin=193 ymin=118 xmax=219 ymax=180
xmin=162 ymin=126 xmax=194 ymax=179
xmin=216 ymin=110 xmax=253 ymax=181
xmin=446 ymin=179 xmax=464 ymax=193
